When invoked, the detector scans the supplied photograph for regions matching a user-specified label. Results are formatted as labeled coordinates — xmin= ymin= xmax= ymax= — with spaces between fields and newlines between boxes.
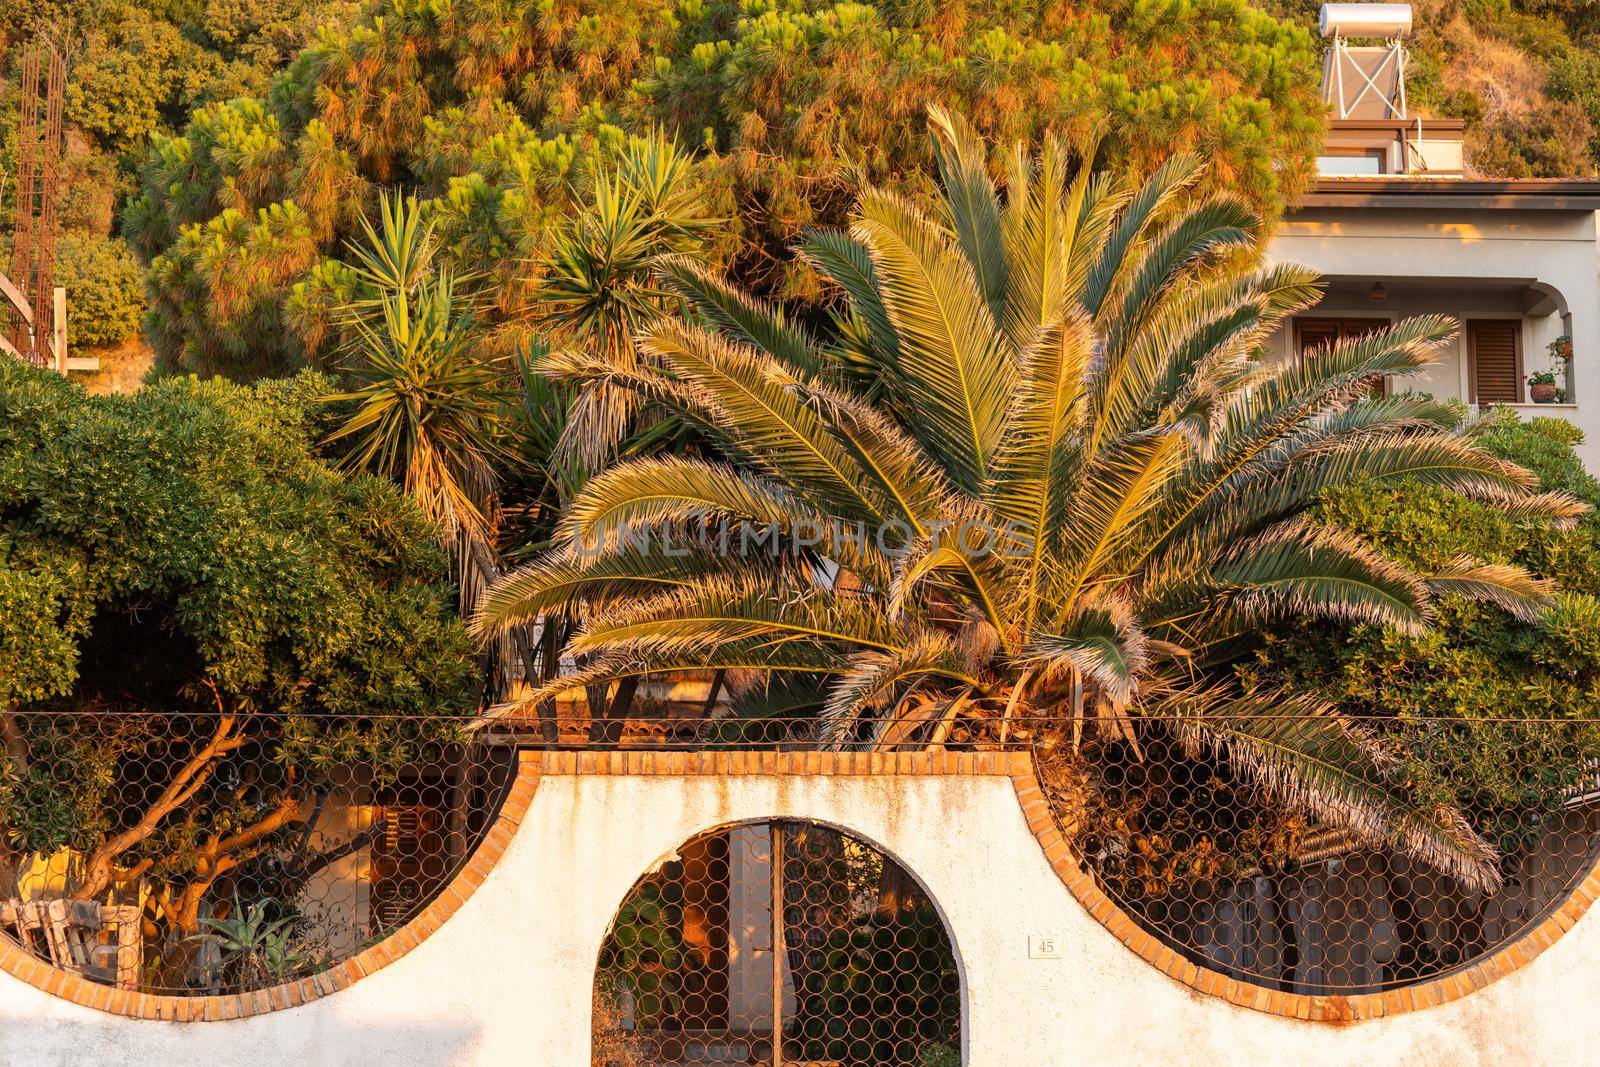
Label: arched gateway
xmin=592 ymin=819 xmax=963 ymax=1067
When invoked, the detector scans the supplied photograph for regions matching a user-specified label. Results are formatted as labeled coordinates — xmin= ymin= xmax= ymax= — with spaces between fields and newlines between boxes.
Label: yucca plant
xmin=326 ymin=192 xmax=505 ymax=555
xmin=475 ymin=109 xmax=1583 ymax=889
xmin=532 ymin=130 xmax=716 ymax=468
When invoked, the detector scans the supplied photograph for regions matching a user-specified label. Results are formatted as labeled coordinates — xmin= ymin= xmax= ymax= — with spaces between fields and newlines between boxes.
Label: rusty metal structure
xmin=594 ymin=819 xmax=962 ymax=1066
xmin=2 ymin=40 xmax=66 ymax=367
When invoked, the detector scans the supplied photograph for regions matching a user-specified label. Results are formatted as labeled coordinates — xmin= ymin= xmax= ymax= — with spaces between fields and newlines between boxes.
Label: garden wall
xmin=3 ymin=753 xmax=1599 ymax=1066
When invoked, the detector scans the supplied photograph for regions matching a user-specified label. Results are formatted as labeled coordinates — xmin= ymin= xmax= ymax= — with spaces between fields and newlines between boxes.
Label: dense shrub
xmin=125 ymin=0 xmax=1328 ymax=378
xmin=0 ymin=359 xmax=476 ymax=970
xmin=52 ymin=232 xmax=146 ymax=349
xmin=1246 ymin=414 xmax=1600 ymax=849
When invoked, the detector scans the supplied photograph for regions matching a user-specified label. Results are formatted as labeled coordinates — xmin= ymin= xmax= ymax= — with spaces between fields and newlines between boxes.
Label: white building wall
xmin=1266 ymin=207 xmax=1600 ymax=468
xmin=3 ymin=770 xmax=1600 ymax=1066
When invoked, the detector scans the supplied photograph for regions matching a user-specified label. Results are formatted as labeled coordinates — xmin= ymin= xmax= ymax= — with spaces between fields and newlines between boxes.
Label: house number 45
xmin=1029 ymin=934 xmax=1063 ymax=959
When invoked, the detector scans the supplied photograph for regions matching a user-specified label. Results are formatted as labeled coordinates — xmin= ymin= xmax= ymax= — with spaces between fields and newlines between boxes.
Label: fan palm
xmin=475 ymin=108 xmax=1583 ymax=889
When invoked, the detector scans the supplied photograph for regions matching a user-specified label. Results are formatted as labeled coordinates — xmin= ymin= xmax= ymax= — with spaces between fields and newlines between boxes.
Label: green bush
xmin=1246 ymin=413 xmax=1600 ymax=854
xmin=127 ymin=0 xmax=1328 ymax=378
xmin=0 ymin=360 xmax=476 ymax=961
xmin=53 ymin=232 xmax=146 ymax=349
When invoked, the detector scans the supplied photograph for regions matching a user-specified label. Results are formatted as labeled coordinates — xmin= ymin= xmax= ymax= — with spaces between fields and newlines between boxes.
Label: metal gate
xmin=594 ymin=820 xmax=961 ymax=1066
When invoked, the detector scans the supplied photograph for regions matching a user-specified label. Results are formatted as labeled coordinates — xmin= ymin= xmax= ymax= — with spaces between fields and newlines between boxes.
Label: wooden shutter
xmin=1296 ymin=318 xmax=1389 ymax=396
xmin=1469 ymin=320 xmax=1522 ymax=404
xmin=1296 ymin=319 xmax=1343 ymax=357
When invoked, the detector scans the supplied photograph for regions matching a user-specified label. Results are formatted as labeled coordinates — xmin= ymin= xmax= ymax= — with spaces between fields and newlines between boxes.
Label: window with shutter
xmin=1295 ymin=318 xmax=1391 ymax=396
xmin=370 ymin=775 xmax=451 ymax=935
xmin=1468 ymin=320 xmax=1523 ymax=404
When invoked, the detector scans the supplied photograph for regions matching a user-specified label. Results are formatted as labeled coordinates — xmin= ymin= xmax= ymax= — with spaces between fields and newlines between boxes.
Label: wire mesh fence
xmin=474 ymin=706 xmax=1600 ymax=1001
xmin=0 ymin=710 xmax=516 ymax=996
xmin=2 ymin=705 xmax=1598 ymax=1011
xmin=593 ymin=819 xmax=961 ymax=1067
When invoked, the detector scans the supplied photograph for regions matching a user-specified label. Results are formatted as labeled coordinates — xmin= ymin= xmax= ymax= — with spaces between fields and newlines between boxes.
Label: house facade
xmin=1264 ymin=9 xmax=1600 ymax=468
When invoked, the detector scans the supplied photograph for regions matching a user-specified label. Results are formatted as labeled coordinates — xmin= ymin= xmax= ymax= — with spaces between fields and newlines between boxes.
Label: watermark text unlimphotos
xmin=572 ymin=514 xmax=1038 ymax=560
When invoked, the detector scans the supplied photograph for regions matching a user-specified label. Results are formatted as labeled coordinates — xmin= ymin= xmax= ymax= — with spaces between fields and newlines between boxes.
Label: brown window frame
xmin=1295 ymin=317 xmax=1394 ymax=396
xmin=1465 ymin=318 xmax=1525 ymax=405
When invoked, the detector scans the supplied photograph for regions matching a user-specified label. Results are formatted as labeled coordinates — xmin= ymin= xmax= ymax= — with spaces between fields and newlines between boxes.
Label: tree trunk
xmin=589 ymin=677 xmax=639 ymax=748
xmin=0 ymin=707 xmax=29 ymax=774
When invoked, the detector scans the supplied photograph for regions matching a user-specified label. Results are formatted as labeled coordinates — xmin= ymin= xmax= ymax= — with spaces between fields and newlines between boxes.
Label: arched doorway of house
xmin=593 ymin=819 xmax=962 ymax=1067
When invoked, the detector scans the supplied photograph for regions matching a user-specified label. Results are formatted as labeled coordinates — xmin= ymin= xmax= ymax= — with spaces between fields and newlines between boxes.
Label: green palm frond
xmin=473 ymin=543 xmax=795 ymax=638
xmin=636 ymin=321 xmax=891 ymax=523
xmin=656 ymin=254 xmax=820 ymax=374
xmin=555 ymin=454 xmax=891 ymax=583
xmin=1080 ymin=153 xmax=1203 ymax=319
xmin=997 ymin=129 xmax=1112 ymax=350
xmin=853 ymin=189 xmax=1016 ymax=488
xmin=927 ymin=105 xmax=1008 ymax=321
xmin=797 ymin=229 xmax=900 ymax=373
xmin=1023 ymin=597 xmax=1148 ymax=705
xmin=567 ymin=575 xmax=916 ymax=662
xmin=1204 ymin=521 xmax=1433 ymax=634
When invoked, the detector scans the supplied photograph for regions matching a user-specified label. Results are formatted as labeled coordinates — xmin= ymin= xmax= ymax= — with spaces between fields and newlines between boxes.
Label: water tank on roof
xmin=1320 ymin=3 xmax=1413 ymax=38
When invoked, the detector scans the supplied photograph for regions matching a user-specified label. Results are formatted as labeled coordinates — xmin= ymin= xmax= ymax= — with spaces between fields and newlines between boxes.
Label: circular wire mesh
xmin=594 ymin=820 xmax=961 ymax=1067
xmin=0 ymin=711 xmax=516 ymax=996
xmin=1036 ymin=718 xmax=1600 ymax=996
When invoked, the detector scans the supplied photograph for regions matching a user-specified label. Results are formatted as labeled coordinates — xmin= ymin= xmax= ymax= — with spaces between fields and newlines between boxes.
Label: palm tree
xmin=474 ymin=108 xmax=1582 ymax=889
xmin=532 ymin=130 xmax=715 ymax=468
xmin=322 ymin=188 xmax=516 ymax=712
xmin=325 ymin=193 xmax=505 ymax=569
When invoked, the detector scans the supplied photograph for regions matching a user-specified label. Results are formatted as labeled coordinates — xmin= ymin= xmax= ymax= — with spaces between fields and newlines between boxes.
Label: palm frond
xmin=1024 ymin=596 xmax=1148 ymax=705
xmin=1426 ymin=557 xmax=1555 ymax=623
xmin=853 ymin=189 xmax=1016 ymax=488
xmin=1163 ymin=689 xmax=1501 ymax=891
xmin=1203 ymin=521 xmax=1433 ymax=634
xmin=656 ymin=254 xmax=820 ymax=374
xmin=820 ymin=630 xmax=969 ymax=743
xmin=927 ymin=105 xmax=1008 ymax=325
xmin=567 ymin=575 xmax=916 ymax=662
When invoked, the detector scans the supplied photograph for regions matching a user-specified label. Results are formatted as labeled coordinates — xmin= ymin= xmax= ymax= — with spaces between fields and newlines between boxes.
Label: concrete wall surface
xmin=3 ymin=770 xmax=1599 ymax=1066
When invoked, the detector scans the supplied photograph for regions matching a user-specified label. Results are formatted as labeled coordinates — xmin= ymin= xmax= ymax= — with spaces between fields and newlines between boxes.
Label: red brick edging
xmin=0 ymin=750 xmax=541 ymax=1021
xmin=5 ymin=748 xmax=1594 ymax=1022
xmin=1006 ymin=759 xmax=1600 ymax=1021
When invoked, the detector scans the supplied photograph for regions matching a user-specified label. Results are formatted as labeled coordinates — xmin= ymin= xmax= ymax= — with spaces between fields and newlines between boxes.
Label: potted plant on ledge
xmin=1528 ymin=370 xmax=1559 ymax=403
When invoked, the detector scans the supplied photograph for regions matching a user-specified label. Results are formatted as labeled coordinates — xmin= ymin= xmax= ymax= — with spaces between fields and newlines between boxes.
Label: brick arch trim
xmin=1008 ymin=758 xmax=1600 ymax=1021
xmin=0 ymin=751 xmax=541 ymax=1020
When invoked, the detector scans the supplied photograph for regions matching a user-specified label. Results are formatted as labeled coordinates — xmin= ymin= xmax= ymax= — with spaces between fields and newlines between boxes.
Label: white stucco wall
xmin=1266 ymin=206 xmax=1600 ymax=468
xmin=3 ymin=770 xmax=1599 ymax=1066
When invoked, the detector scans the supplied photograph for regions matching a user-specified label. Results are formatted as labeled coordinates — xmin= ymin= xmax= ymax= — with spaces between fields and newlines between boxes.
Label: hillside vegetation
xmin=1266 ymin=0 xmax=1600 ymax=177
xmin=119 ymin=0 xmax=1328 ymax=379
xmin=1 ymin=0 xmax=362 ymax=376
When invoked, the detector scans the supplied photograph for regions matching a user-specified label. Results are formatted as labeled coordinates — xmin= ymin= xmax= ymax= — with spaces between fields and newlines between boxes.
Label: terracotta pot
xmin=1530 ymin=382 xmax=1558 ymax=403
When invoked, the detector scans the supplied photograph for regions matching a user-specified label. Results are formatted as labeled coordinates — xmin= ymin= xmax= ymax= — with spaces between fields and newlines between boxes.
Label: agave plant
xmin=475 ymin=109 xmax=1582 ymax=889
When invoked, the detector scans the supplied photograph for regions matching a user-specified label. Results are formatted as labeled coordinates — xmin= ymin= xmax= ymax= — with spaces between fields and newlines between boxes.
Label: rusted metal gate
xmin=594 ymin=820 xmax=961 ymax=1067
